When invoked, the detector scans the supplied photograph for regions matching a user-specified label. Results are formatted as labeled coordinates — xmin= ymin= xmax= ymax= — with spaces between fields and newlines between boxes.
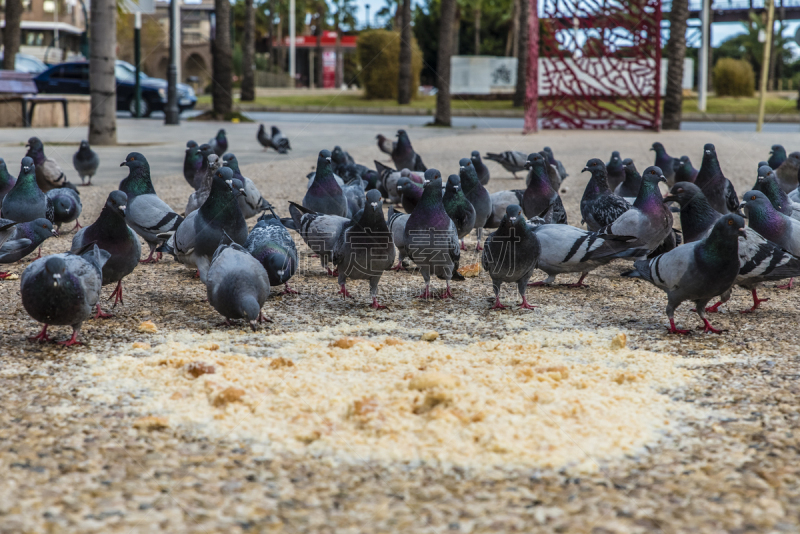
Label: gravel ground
xmin=1 ymin=121 xmax=800 ymax=532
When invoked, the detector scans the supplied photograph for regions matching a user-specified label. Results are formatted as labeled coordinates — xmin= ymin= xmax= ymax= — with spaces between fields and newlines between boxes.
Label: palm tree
xmin=435 ymin=0 xmax=457 ymax=125
xmin=331 ymin=0 xmax=358 ymax=87
xmin=213 ymin=0 xmax=234 ymax=115
xmin=241 ymin=0 xmax=256 ymax=101
xmin=473 ymin=0 xmax=481 ymax=55
xmin=397 ymin=0 xmax=413 ymax=104
xmin=376 ymin=0 xmax=401 ymax=29
xmin=512 ymin=0 xmax=528 ymax=107
xmin=2 ymin=0 xmax=22 ymax=71
xmin=663 ymin=0 xmax=688 ymax=130
xmin=89 ymin=0 xmax=116 ymax=144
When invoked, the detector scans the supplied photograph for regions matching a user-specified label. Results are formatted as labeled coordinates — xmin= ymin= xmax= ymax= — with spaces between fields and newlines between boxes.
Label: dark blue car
xmin=34 ymin=60 xmax=197 ymax=117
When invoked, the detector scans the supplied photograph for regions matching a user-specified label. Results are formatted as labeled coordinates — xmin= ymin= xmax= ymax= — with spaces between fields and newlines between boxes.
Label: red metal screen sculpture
xmin=525 ymin=0 xmax=662 ymax=131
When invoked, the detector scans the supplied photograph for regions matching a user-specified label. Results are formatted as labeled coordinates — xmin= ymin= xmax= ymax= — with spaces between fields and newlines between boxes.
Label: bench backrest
xmin=0 ymin=71 xmax=38 ymax=94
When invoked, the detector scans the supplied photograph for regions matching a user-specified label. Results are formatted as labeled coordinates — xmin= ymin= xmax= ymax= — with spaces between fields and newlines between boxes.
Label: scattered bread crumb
xmin=132 ymin=416 xmax=168 ymax=430
xmin=185 ymin=361 xmax=215 ymax=378
xmin=269 ymin=357 xmax=294 ymax=369
xmin=458 ymin=262 xmax=481 ymax=278
xmin=330 ymin=337 xmax=365 ymax=349
xmin=611 ymin=333 xmax=627 ymax=350
xmin=132 ymin=342 xmax=151 ymax=350
xmin=213 ymin=387 xmax=245 ymax=407
xmin=421 ymin=331 xmax=439 ymax=342
xmin=138 ymin=321 xmax=158 ymax=334
xmin=409 ymin=372 xmax=457 ymax=391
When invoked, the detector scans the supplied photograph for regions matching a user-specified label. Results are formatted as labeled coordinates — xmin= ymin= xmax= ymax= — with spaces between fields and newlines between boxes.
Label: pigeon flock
xmin=2 ymin=126 xmax=800 ymax=345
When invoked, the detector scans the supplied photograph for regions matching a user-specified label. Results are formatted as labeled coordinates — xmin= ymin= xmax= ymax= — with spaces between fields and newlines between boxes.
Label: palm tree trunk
xmin=315 ymin=9 xmax=324 ymax=88
xmin=397 ymin=0 xmax=412 ymax=104
xmin=89 ymin=0 xmax=116 ymax=145
xmin=508 ymin=0 xmax=520 ymax=57
xmin=213 ymin=0 xmax=233 ymax=115
xmin=452 ymin=4 xmax=461 ymax=55
xmin=663 ymin=0 xmax=688 ymax=130
xmin=435 ymin=0 xmax=456 ymax=126
xmin=2 ymin=0 xmax=22 ymax=71
xmin=513 ymin=0 xmax=529 ymax=107
xmin=241 ymin=0 xmax=256 ymax=101
xmin=335 ymin=21 xmax=343 ymax=88
xmin=474 ymin=0 xmax=481 ymax=55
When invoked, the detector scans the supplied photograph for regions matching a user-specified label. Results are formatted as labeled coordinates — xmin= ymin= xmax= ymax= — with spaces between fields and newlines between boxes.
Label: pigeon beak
xmin=454 ymin=185 xmax=460 ymax=190
xmin=120 ymin=161 xmax=126 ymax=167
xmin=582 ymin=167 xmax=589 ymax=173
xmin=226 ymin=180 xmax=232 ymax=186
xmin=509 ymin=216 xmax=517 ymax=222
xmin=459 ymin=167 xmax=465 ymax=171
xmin=51 ymin=229 xmax=59 ymax=237
xmin=659 ymin=175 xmax=666 ymax=182
xmin=370 ymin=202 xmax=378 ymax=207
xmin=249 ymin=320 xmax=258 ymax=332
xmin=649 ymin=147 xmax=654 ymax=151
xmin=738 ymin=227 xmax=747 ymax=235
xmin=277 ymin=269 xmax=285 ymax=276
xmin=326 ymin=157 xmax=331 ymax=163
xmin=52 ymin=273 xmax=61 ymax=287
xmin=239 ymin=188 xmax=245 ymax=194
xmin=119 ymin=205 xmax=126 ymax=216
xmin=705 ymin=150 xmax=711 ymax=155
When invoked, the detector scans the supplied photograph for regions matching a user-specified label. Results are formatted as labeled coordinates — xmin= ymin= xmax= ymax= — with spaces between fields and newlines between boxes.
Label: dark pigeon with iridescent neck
xmin=740 ymin=190 xmax=800 ymax=257
xmin=768 ymin=144 xmax=787 ymax=170
xmin=459 ymin=157 xmax=492 ymax=250
xmin=397 ymin=176 xmax=423 ymax=214
xmin=754 ymin=165 xmax=800 ymax=221
xmin=651 ymin=142 xmax=680 ymax=185
xmin=47 ymin=186 xmax=82 ymax=232
xmin=443 ymin=174 xmax=476 ymax=242
xmin=0 ymin=218 xmax=57 ymax=276
xmin=694 ymin=144 xmax=739 ymax=214
xmin=774 ymin=151 xmax=800 ymax=194
xmin=245 ymin=210 xmax=298 ymax=294
xmin=391 ymin=130 xmax=426 ymax=172
xmin=605 ymin=151 xmax=625 ymax=191
xmin=542 ymin=147 xmax=568 ymax=184
xmin=674 ymin=155 xmax=698 ymax=183
xmin=183 ymin=141 xmax=203 ymax=188
xmin=0 ymin=158 xmax=15 ymax=208
xmin=208 ymin=129 xmax=228 ymax=157
xmin=304 ymin=150 xmax=349 ymax=217
xmin=614 ymin=158 xmax=643 ymax=200
xmin=2 ymin=157 xmax=54 ymax=223
xmin=580 ymin=158 xmax=630 ymax=231
xmin=221 ymin=153 xmax=271 ymax=218
xmin=664 ymin=182 xmax=721 ymax=244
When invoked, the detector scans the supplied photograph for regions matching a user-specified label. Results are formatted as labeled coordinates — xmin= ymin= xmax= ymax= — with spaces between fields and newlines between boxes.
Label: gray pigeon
xmin=542 ymin=147 xmax=568 ymax=184
xmin=2 ymin=157 xmax=54 ymax=224
xmin=404 ymin=169 xmax=460 ymax=299
xmin=26 ymin=137 xmax=69 ymax=192
xmin=183 ymin=142 xmax=204 ymax=189
xmin=47 ymin=186 xmax=82 ymax=233
xmin=442 ymin=174 xmax=476 ymax=247
xmin=768 ymin=144 xmax=787 ymax=170
xmin=221 ymin=153 xmax=272 ymax=219
xmin=206 ymin=242 xmax=271 ymax=330
xmin=185 ymin=153 xmax=224 ymax=217
xmin=245 ymin=210 xmax=298 ymax=294
xmin=21 ymin=243 xmax=109 ymax=346
xmin=740 ymin=190 xmax=800 ymax=257
xmin=774 ymin=151 xmax=800 ymax=194
xmin=605 ymin=151 xmax=625 ymax=192
xmin=119 ymin=153 xmax=183 ymax=263
xmin=0 ymin=158 xmax=16 ymax=209
xmin=72 ymin=140 xmax=99 ymax=186
xmin=208 ymin=129 xmax=228 ymax=157
xmin=392 ymin=130 xmax=426 ymax=172
xmin=520 ymin=153 xmax=567 ymax=224
xmin=534 ymin=152 xmax=563 ymax=192
xmin=0 ymin=218 xmax=57 ymax=276
xmin=484 ymin=150 xmax=527 ymax=179
xmin=694 ymin=144 xmax=739 ymax=215
xmin=481 ymin=204 xmax=540 ymax=309
xmin=387 ymin=206 xmax=411 ymax=271
xmin=332 ymin=190 xmax=396 ymax=309
xmin=614 ymin=158 xmax=643 ymax=201
xmin=527 ymin=219 xmax=648 ymax=287
xmin=70 ymin=190 xmax=141 ymax=318
xmin=376 ymin=134 xmax=395 ymax=156
xmin=623 ymin=214 xmax=745 ymax=334
xmin=287 ymin=201 xmax=351 ymax=275
xmin=651 ymin=142 xmax=680 ymax=185
xmin=663 ymin=182 xmax=721 ymax=244
xmin=304 ymin=150 xmax=349 ymax=217
xmin=397 ymin=176 xmax=424 ymax=214
xmin=459 ymin=157 xmax=492 ymax=250
xmin=257 ymin=125 xmax=290 ymax=153
xmin=580 ymin=158 xmax=630 ymax=231
xmin=342 ymin=175 xmax=367 ymax=218
xmin=753 ymin=165 xmax=800 ymax=221
xmin=471 ymin=151 xmax=491 ymax=185
xmin=385 ymin=168 xmax=422 ymax=205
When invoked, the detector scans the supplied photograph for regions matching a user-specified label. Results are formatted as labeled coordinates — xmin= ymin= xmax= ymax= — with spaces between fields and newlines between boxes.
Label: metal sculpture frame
xmin=525 ymin=0 xmax=662 ymax=132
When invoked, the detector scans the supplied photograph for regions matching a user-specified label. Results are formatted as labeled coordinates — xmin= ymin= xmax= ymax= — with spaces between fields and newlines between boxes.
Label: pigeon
xmin=623 ymin=214 xmax=745 ymax=334
xmin=188 ymin=144 xmax=214 ymax=190
xmin=185 ymin=154 xmax=225 ymax=217
xmin=527 ymin=219 xmax=649 ymax=287
xmin=385 ymin=168 xmax=422 ymax=205
xmin=387 ymin=205 xmax=411 ymax=271
xmin=304 ymin=150 xmax=349 ymax=217
xmin=376 ymin=134 xmax=395 ymax=156
xmin=331 ymin=190 xmax=395 ymax=308
xmin=651 ymin=142 xmax=680 ymax=185
xmin=205 ymin=242 xmax=271 ymax=330
xmin=442 ymin=174 xmax=476 ymax=246
xmin=404 ymin=169 xmax=460 ymax=299
xmin=183 ymin=141 xmax=204 ymax=189
xmin=245 ymin=210 xmax=298 ymax=294
xmin=740 ymin=190 xmax=800 ymax=257
xmin=70 ymin=190 xmax=141 ymax=318
xmin=535 ymin=152 xmax=563 ymax=192
xmin=542 ymin=147 xmax=568 ymax=184
xmin=674 ymin=155 xmax=698 ymax=183
xmin=0 ymin=158 xmax=16 ymax=208
xmin=774 ymin=151 xmax=800 ymax=194
xmin=208 ymin=129 xmax=228 ymax=157
xmin=481 ymin=204 xmax=540 ymax=309
xmin=580 ymin=158 xmax=631 ymax=231
xmin=0 ymin=218 xmax=57 ymax=278
xmin=342 ymin=175 xmax=367 ymax=218
xmin=471 ymin=151 xmax=491 ymax=185
xmin=338 ymin=161 xmax=372 ymax=184
xmin=753 ymin=165 xmax=800 ymax=221
xmin=392 ymin=130 xmax=426 ymax=172
xmin=257 ymin=125 xmax=291 ymax=153
xmin=72 ymin=140 xmax=99 ymax=186
xmin=605 ymin=151 xmax=625 ymax=191
xmin=2 ymin=157 xmax=54 ymax=224
xmin=614 ymin=158 xmax=643 ymax=201
xmin=664 ymin=182 xmax=721 ymax=244
xmin=287 ymin=201 xmax=351 ymax=275
xmin=484 ymin=150 xmax=527 ymax=179
xmin=692 ymin=144 xmax=740 ymax=215
xmin=221 ymin=153 xmax=271 ymax=218
xmin=397 ymin=176 xmax=424 ymax=214
xmin=25 ymin=137 xmax=69 ymax=192
xmin=459 ymin=157 xmax=492 ymax=251
xmin=118 ymin=152 xmax=183 ymax=263
xmin=331 ymin=146 xmax=355 ymax=173
xmin=768 ymin=144 xmax=787 ymax=170
xmin=600 ymin=166 xmax=673 ymax=254
xmin=374 ymin=160 xmax=396 ymax=198
xmin=21 ymin=243 xmax=109 ymax=346
xmin=46 ymin=186 xmax=82 ymax=232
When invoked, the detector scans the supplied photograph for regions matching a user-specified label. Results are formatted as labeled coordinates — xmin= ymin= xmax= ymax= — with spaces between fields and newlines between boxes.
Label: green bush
xmin=713 ymin=58 xmax=755 ymax=97
xmin=357 ymin=30 xmax=423 ymax=100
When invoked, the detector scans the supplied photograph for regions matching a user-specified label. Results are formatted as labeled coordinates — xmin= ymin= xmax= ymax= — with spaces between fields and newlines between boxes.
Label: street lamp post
xmin=165 ymin=0 xmax=180 ymax=124
xmin=289 ymin=0 xmax=296 ymax=84
xmin=134 ymin=11 xmax=142 ymax=118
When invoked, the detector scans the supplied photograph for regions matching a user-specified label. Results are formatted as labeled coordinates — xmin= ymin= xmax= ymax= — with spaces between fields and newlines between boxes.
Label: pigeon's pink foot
xmin=699 ymin=318 xmax=724 ymax=334
xmin=35 ymin=247 xmax=42 ymax=259
xmin=778 ymin=278 xmax=794 ymax=290
xmin=518 ymin=296 xmax=537 ymax=310
xmin=281 ymin=284 xmax=299 ymax=295
xmin=460 ymin=240 xmax=467 ymax=251
xmin=0 ymin=272 xmax=12 ymax=280
xmin=740 ymin=289 xmax=769 ymax=314
xmin=475 ymin=244 xmax=483 ymax=252
xmin=94 ymin=303 xmax=114 ymax=320
xmin=489 ymin=297 xmax=507 ymax=310
xmin=28 ymin=325 xmax=50 ymax=343
xmin=71 ymin=220 xmax=82 ymax=232
xmin=338 ymin=284 xmax=354 ymax=299
xmin=705 ymin=301 xmax=723 ymax=314
xmin=370 ymin=297 xmax=387 ymax=310
xmin=57 ymin=331 xmax=82 ymax=347
xmin=390 ymin=262 xmax=406 ymax=271
xmin=326 ymin=267 xmax=339 ymax=277
xmin=438 ymin=286 xmax=454 ymax=299
xmin=108 ymin=281 xmax=124 ymax=307
xmin=193 ymin=270 xmax=200 ymax=278
xmin=667 ymin=318 xmax=690 ymax=335
xmin=139 ymin=250 xmax=159 ymax=264
xmin=258 ymin=312 xmax=273 ymax=323
xmin=527 ymin=280 xmax=547 ymax=287
xmin=416 ymin=285 xmax=433 ymax=299
xmin=560 ymin=273 xmax=588 ymax=288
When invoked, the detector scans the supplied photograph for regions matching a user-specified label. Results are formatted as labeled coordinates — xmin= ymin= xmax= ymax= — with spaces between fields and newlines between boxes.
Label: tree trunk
xmin=89 ymin=0 xmax=116 ymax=145
xmin=435 ymin=0 xmax=456 ymax=126
xmin=335 ymin=25 xmax=343 ymax=88
xmin=397 ymin=0 xmax=412 ymax=104
xmin=663 ymin=0 xmax=688 ymax=129
xmin=276 ymin=14 xmax=284 ymax=70
xmin=213 ymin=0 xmax=233 ymax=115
xmin=2 ymin=0 xmax=22 ymax=71
xmin=394 ymin=1 xmax=402 ymax=30
xmin=474 ymin=0 xmax=481 ymax=55
xmin=507 ymin=0 xmax=519 ymax=57
xmin=241 ymin=0 xmax=256 ymax=101
xmin=513 ymin=0 xmax=529 ymax=107
xmin=314 ymin=9 xmax=324 ymax=88
xmin=452 ymin=4 xmax=461 ymax=56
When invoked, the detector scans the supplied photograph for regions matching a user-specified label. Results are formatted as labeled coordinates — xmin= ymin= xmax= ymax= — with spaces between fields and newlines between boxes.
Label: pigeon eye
xmin=728 ymin=219 xmax=734 ymax=225
xmin=751 ymin=195 xmax=756 ymax=200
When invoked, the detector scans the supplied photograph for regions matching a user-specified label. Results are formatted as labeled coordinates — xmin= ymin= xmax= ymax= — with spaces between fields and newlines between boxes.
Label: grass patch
xmin=682 ymin=96 xmax=798 ymax=115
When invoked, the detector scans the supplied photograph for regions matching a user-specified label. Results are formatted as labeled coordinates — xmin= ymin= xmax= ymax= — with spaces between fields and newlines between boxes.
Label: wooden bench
xmin=0 ymin=71 xmax=69 ymax=127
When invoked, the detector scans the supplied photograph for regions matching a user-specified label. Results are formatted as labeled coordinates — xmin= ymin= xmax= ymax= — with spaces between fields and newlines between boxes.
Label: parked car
xmin=0 ymin=53 xmax=48 ymax=74
xmin=33 ymin=60 xmax=197 ymax=117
